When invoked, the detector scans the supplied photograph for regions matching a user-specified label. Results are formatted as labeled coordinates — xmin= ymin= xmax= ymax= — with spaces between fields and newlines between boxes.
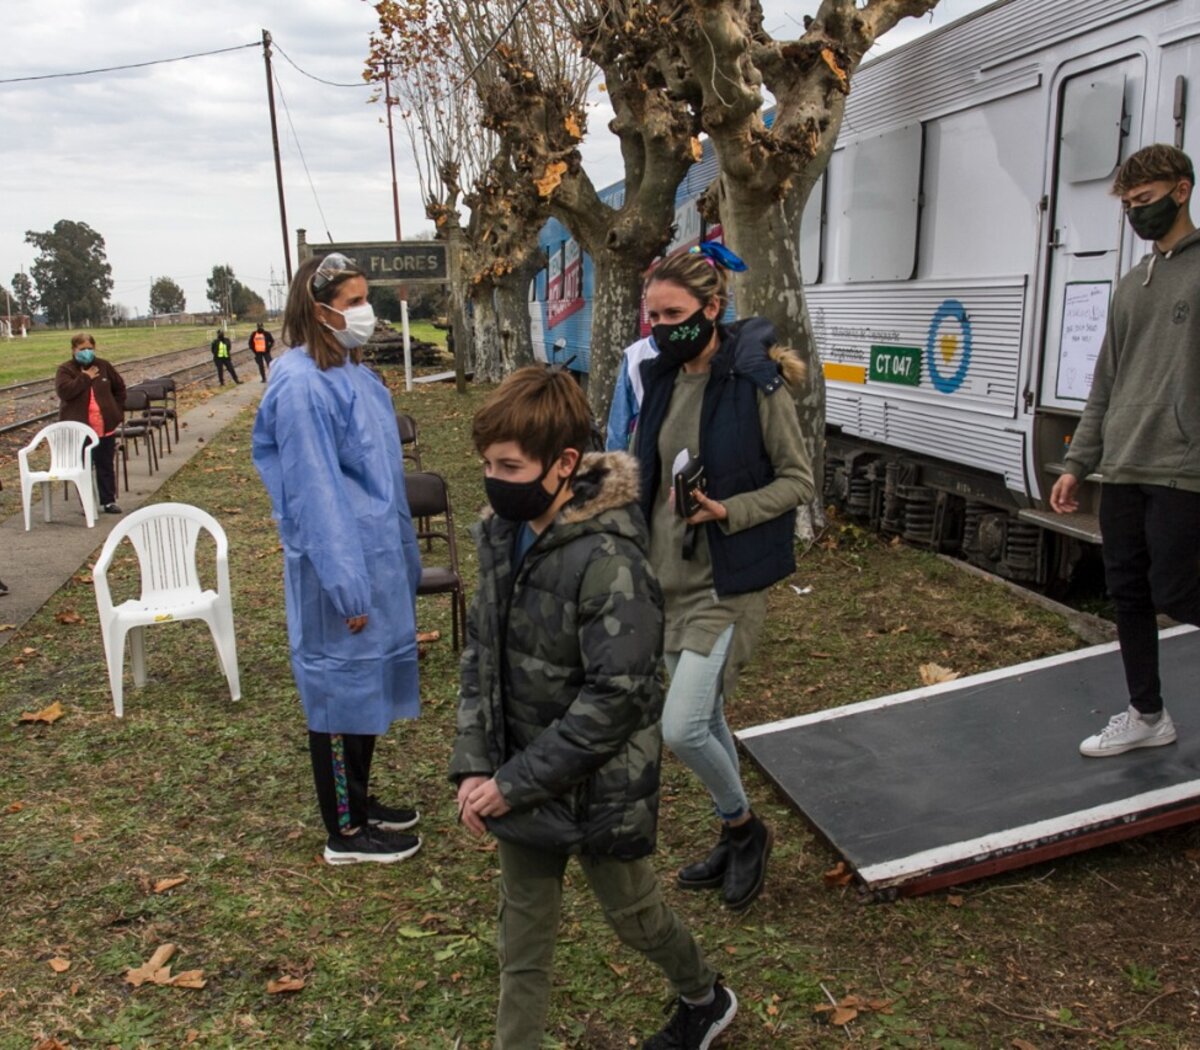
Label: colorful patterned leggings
xmin=307 ymin=731 xmax=376 ymax=836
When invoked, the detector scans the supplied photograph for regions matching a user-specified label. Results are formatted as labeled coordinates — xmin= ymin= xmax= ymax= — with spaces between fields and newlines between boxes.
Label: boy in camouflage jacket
xmin=450 ymin=367 xmax=736 ymax=1050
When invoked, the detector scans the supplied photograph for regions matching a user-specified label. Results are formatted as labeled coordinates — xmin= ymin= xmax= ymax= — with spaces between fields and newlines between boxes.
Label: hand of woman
xmin=346 ymin=614 xmax=368 ymax=633
xmin=686 ymin=489 xmax=728 ymax=525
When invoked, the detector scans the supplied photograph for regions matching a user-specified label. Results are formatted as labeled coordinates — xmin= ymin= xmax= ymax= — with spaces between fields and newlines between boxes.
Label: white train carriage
xmin=810 ymin=0 xmax=1200 ymax=583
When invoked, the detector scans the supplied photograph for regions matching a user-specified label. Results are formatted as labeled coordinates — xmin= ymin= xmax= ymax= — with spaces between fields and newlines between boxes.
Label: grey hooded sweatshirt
xmin=1065 ymin=227 xmax=1200 ymax=493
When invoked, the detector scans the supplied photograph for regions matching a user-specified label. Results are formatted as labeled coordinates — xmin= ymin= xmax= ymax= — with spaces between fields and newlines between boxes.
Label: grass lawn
xmin=0 ymin=327 xmax=238 ymax=387
xmin=2 ymin=374 xmax=1198 ymax=1048
xmin=0 ymin=323 xmax=445 ymax=386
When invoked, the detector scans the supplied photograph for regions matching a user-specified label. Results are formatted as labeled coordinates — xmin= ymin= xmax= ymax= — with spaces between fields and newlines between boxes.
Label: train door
xmin=1038 ymin=55 xmax=1146 ymax=413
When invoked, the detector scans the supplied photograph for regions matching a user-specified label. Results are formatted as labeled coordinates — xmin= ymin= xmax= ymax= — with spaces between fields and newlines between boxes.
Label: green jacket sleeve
xmin=448 ymin=587 xmax=494 ymax=784
xmin=720 ymin=387 xmax=815 ymax=535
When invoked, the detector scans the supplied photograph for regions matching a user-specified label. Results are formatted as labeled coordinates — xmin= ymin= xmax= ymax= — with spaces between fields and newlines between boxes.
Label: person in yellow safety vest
xmin=249 ymin=322 xmax=276 ymax=383
xmin=210 ymin=328 xmax=241 ymax=386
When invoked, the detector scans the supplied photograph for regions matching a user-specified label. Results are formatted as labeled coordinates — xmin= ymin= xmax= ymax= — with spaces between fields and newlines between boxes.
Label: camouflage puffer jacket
xmin=449 ymin=451 xmax=665 ymax=860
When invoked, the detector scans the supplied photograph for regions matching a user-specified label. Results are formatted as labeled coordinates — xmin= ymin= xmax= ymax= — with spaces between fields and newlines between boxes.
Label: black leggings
xmin=308 ymin=731 xmax=376 ymax=836
xmin=1099 ymin=483 xmax=1200 ymax=713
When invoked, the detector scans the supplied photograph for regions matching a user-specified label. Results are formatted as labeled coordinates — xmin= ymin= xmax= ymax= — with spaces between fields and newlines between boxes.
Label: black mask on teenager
xmin=652 ymin=308 xmax=716 ymax=369
xmin=484 ymin=458 xmax=568 ymax=523
xmin=1126 ymin=187 xmax=1182 ymax=242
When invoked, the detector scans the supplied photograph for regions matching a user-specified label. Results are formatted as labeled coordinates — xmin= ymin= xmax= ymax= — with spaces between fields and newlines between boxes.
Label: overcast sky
xmin=0 ymin=0 xmax=989 ymax=321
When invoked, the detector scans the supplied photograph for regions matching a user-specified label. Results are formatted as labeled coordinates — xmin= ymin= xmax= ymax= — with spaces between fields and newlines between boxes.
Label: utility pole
xmin=262 ymin=30 xmax=293 ymax=283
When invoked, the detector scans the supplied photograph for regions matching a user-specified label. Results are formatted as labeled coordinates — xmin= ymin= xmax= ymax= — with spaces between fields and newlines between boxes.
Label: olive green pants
xmin=495 ymin=838 xmax=716 ymax=1050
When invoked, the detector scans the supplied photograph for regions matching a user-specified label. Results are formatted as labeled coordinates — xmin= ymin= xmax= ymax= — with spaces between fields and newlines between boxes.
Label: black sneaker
xmin=323 ymin=827 xmax=421 ymax=865
xmin=367 ymin=795 xmax=420 ymax=831
xmin=643 ymin=980 xmax=737 ymax=1049
xmin=102 ymin=502 xmax=122 ymax=514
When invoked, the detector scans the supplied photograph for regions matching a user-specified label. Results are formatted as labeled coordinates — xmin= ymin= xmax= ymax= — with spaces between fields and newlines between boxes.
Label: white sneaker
xmin=1079 ymin=706 xmax=1177 ymax=757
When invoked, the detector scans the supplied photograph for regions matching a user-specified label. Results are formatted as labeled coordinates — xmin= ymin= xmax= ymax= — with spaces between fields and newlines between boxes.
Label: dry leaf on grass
xmin=19 ymin=702 xmax=64 ymax=725
xmin=33 ymin=1039 xmax=69 ymax=1050
xmin=266 ymin=975 xmax=306 ymax=994
xmin=4 ymin=801 xmax=24 ymax=814
xmin=947 ymin=894 xmax=965 ymax=908
xmin=822 ymin=861 xmax=854 ymax=888
xmin=1012 ymin=1039 xmax=1039 ymax=1050
xmin=126 ymin=943 xmax=177 ymax=987
xmin=813 ymin=994 xmax=894 ymax=1027
xmin=124 ymin=944 xmax=206 ymax=989
xmin=919 ymin=662 xmax=960 ymax=686
xmin=55 ymin=610 xmax=85 ymax=625
xmin=0 ymin=624 xmax=17 ymax=632
xmin=153 ymin=876 xmax=188 ymax=894
xmin=416 ymin=630 xmax=441 ymax=644
xmin=48 ymin=957 xmax=71 ymax=973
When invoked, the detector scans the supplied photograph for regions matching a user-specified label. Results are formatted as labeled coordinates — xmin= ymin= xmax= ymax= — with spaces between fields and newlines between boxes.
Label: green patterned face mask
xmin=652 ymin=308 xmax=715 ymax=368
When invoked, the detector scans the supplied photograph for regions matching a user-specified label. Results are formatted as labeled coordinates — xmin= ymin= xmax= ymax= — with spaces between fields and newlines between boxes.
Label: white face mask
xmin=322 ymin=302 xmax=376 ymax=350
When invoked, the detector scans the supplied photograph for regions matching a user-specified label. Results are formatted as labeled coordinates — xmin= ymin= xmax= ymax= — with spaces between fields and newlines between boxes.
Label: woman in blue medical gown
xmin=253 ymin=252 xmax=423 ymax=865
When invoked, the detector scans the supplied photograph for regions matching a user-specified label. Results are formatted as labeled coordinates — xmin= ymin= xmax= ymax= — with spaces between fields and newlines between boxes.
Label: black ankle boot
xmin=676 ymin=827 xmax=730 ymax=890
xmin=722 ymin=813 xmax=773 ymax=911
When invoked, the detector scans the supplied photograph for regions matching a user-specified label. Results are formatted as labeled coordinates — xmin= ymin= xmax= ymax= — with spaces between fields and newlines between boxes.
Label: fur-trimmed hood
xmin=560 ymin=450 xmax=641 ymax=526
xmin=769 ymin=344 xmax=807 ymax=388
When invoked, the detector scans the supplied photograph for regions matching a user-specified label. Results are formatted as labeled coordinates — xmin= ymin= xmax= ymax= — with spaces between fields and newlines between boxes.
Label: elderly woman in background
xmin=55 ymin=332 xmax=126 ymax=515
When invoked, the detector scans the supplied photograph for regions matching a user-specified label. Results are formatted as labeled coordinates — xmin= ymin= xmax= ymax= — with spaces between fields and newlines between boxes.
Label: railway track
xmin=0 ymin=343 xmax=258 ymax=457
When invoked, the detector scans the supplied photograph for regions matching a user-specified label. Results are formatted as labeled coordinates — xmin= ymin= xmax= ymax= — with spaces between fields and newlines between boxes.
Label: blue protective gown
xmin=251 ymin=347 xmax=421 ymax=735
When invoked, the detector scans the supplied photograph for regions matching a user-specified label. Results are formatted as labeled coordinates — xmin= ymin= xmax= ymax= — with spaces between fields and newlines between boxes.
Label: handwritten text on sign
xmin=1056 ymin=281 xmax=1111 ymax=401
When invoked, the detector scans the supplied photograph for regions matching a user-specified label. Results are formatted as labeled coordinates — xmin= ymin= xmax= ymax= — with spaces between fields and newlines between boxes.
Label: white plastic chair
xmin=93 ymin=502 xmax=241 ymax=717
xmin=18 ymin=421 xmax=99 ymax=530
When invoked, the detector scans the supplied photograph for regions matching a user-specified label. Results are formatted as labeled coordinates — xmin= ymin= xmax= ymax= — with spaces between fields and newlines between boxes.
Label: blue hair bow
xmin=690 ymin=241 xmax=748 ymax=272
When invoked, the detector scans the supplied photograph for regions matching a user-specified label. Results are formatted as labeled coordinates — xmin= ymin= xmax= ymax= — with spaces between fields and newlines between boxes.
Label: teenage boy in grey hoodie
xmin=1051 ymin=144 xmax=1200 ymax=757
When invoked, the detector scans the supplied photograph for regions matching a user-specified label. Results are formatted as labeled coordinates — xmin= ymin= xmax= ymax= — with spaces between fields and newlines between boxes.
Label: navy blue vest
xmin=635 ymin=318 xmax=796 ymax=597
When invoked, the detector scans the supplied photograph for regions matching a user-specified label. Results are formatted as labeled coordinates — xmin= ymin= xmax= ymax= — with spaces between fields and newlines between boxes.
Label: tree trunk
xmin=471 ymin=286 xmax=503 ymax=382
xmin=721 ymin=178 xmax=827 ymax=539
xmin=447 ymin=230 xmax=476 ymax=387
xmin=587 ymin=249 xmax=645 ymax=430
xmin=494 ymin=258 xmax=540 ymax=375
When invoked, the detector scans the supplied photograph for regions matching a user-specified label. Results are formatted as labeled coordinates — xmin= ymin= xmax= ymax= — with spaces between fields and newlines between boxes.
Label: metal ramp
xmin=737 ymin=627 xmax=1200 ymax=898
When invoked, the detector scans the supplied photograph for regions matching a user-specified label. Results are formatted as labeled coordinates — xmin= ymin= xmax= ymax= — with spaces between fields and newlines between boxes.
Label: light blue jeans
xmin=662 ymin=625 xmax=749 ymax=821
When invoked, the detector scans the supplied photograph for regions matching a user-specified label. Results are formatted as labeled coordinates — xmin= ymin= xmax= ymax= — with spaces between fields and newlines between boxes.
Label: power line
xmin=272 ymin=69 xmax=334 ymax=243
xmin=272 ymin=43 xmax=369 ymax=89
xmin=456 ymin=0 xmax=537 ymax=90
xmin=0 ymin=42 xmax=259 ymax=85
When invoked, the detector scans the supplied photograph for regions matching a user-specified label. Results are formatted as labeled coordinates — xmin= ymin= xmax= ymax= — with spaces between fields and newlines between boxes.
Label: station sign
xmin=309 ymin=241 xmax=448 ymax=285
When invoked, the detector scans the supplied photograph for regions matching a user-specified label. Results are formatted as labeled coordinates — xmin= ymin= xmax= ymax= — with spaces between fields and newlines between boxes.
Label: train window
xmin=1060 ymin=73 xmax=1126 ymax=183
xmin=547 ymin=243 xmax=564 ymax=301
xmin=799 ymin=175 xmax=825 ymax=284
xmin=843 ymin=122 xmax=923 ymax=282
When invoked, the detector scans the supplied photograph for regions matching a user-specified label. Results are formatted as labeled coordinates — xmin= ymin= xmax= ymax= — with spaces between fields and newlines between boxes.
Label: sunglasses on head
xmin=312 ymin=252 xmax=358 ymax=292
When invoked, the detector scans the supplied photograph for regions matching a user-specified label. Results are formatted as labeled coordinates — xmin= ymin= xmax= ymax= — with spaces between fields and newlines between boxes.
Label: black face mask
xmin=1126 ymin=187 xmax=1182 ymax=241
xmin=484 ymin=458 xmax=568 ymax=523
xmin=652 ymin=308 xmax=716 ymax=368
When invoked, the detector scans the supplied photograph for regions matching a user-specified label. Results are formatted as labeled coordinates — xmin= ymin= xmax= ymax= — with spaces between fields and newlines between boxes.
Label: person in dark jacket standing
xmin=633 ymin=244 xmax=813 ymax=913
xmin=55 ymin=332 xmax=126 ymax=514
xmin=210 ymin=328 xmax=240 ymax=386
xmin=248 ymin=322 xmax=275 ymax=382
xmin=451 ymin=367 xmax=736 ymax=1050
xmin=1052 ymin=144 xmax=1200 ymax=756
